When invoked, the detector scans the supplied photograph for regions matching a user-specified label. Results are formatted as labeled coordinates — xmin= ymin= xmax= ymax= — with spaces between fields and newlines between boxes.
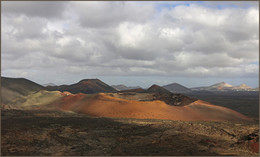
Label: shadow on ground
xmin=1 ymin=109 xmax=259 ymax=156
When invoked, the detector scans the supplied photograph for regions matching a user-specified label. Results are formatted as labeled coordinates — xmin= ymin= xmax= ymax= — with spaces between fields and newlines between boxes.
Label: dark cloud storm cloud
xmin=2 ymin=1 xmax=68 ymax=18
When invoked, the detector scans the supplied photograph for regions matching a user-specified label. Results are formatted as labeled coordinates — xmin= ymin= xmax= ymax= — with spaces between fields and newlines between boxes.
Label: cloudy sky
xmin=1 ymin=1 xmax=259 ymax=88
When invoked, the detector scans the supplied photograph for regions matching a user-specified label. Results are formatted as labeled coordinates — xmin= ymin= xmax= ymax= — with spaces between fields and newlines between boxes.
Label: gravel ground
xmin=1 ymin=109 xmax=259 ymax=156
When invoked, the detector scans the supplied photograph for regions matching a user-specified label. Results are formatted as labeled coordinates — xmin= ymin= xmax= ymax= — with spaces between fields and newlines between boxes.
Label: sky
xmin=1 ymin=1 xmax=259 ymax=88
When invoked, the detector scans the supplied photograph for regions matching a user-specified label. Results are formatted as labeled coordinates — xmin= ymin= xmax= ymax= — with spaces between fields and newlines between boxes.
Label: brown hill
xmin=108 ymin=92 xmax=196 ymax=106
xmin=1 ymin=77 xmax=43 ymax=105
xmin=45 ymin=79 xmax=117 ymax=94
xmin=1 ymin=77 xmax=252 ymax=122
xmin=4 ymin=88 xmax=251 ymax=122
xmin=46 ymin=93 xmax=251 ymax=122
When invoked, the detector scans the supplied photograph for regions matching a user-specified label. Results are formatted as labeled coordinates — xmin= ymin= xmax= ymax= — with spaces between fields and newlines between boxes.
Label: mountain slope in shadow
xmin=1 ymin=77 xmax=43 ymax=105
xmin=45 ymin=79 xmax=117 ymax=94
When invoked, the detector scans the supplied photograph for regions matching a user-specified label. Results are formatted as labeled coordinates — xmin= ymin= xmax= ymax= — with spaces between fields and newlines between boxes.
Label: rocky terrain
xmin=1 ymin=109 xmax=258 ymax=156
xmin=1 ymin=76 xmax=259 ymax=156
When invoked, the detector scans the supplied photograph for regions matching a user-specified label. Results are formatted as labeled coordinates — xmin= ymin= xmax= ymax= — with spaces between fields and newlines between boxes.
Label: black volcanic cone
xmin=147 ymin=84 xmax=172 ymax=94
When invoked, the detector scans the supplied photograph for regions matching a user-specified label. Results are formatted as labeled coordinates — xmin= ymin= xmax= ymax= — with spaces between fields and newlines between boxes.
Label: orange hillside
xmin=51 ymin=93 xmax=251 ymax=122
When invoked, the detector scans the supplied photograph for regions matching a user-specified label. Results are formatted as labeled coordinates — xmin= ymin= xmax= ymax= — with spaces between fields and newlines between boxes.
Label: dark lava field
xmin=1 ymin=109 xmax=258 ymax=156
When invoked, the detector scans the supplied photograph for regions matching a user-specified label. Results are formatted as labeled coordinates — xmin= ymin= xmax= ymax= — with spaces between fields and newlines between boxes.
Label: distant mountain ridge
xmin=191 ymin=82 xmax=256 ymax=91
xmin=119 ymin=84 xmax=172 ymax=94
xmin=120 ymin=88 xmax=147 ymax=93
xmin=163 ymin=83 xmax=191 ymax=93
xmin=43 ymin=83 xmax=56 ymax=87
xmin=0 ymin=76 xmax=254 ymax=122
xmin=46 ymin=79 xmax=117 ymax=94
xmin=161 ymin=81 xmax=257 ymax=92
xmin=111 ymin=84 xmax=141 ymax=91
xmin=232 ymin=84 xmax=252 ymax=91
xmin=2 ymin=76 xmax=257 ymax=105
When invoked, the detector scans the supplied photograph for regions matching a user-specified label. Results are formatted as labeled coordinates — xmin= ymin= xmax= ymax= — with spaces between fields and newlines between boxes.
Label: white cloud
xmin=1 ymin=1 xmax=259 ymax=86
xmin=69 ymin=1 xmax=155 ymax=28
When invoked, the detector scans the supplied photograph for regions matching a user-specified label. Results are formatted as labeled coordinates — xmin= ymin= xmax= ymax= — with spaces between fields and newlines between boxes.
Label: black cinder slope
xmin=147 ymin=84 xmax=172 ymax=94
xmin=163 ymin=83 xmax=191 ymax=93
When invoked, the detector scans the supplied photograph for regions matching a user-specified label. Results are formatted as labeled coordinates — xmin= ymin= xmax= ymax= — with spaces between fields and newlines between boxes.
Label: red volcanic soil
xmin=52 ymin=93 xmax=251 ymax=122
xmin=56 ymin=93 xmax=86 ymax=111
xmin=250 ymin=141 xmax=259 ymax=153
